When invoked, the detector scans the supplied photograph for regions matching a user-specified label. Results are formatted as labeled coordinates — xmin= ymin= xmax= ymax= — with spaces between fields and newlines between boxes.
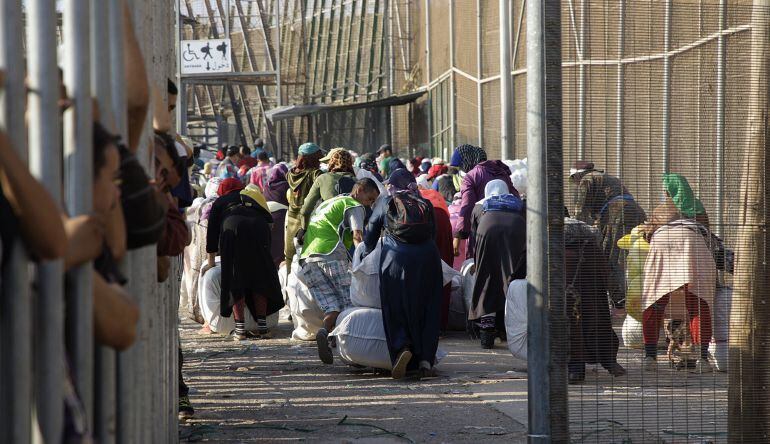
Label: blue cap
xmin=298 ymin=142 xmax=320 ymax=156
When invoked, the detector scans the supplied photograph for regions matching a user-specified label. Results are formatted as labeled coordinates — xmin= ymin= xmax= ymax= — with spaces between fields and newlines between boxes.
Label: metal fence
xmin=0 ymin=1 xmax=178 ymax=443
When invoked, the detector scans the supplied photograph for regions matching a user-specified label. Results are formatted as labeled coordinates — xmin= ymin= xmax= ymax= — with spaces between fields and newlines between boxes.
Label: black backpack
xmin=335 ymin=175 xmax=357 ymax=196
xmin=386 ymin=191 xmax=433 ymax=244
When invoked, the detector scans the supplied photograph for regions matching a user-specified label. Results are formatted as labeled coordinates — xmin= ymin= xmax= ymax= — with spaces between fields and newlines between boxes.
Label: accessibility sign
xmin=180 ymin=39 xmax=232 ymax=75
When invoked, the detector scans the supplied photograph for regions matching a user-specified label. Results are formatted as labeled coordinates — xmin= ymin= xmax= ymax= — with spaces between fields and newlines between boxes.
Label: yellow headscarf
xmin=241 ymin=184 xmax=270 ymax=213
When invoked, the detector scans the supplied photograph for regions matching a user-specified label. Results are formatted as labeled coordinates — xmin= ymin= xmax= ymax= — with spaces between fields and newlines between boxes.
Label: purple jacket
xmin=456 ymin=160 xmax=517 ymax=239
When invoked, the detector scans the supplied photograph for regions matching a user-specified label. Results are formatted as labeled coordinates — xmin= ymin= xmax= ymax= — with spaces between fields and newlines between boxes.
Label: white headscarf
xmin=480 ymin=179 xmax=510 ymax=203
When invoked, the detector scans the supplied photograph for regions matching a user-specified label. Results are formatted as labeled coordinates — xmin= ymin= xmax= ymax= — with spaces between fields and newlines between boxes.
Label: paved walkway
xmin=178 ymin=315 xmax=729 ymax=443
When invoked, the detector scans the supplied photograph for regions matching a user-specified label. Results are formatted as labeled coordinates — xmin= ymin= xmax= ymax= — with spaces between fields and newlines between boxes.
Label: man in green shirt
xmin=295 ymin=178 xmax=380 ymax=364
xmin=377 ymin=144 xmax=393 ymax=179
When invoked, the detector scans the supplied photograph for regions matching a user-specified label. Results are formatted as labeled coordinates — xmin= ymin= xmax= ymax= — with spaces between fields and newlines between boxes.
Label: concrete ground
xmin=178 ymin=315 xmax=728 ymax=443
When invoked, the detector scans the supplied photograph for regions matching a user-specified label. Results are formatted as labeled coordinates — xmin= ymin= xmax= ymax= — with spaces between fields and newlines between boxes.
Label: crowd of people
xmin=183 ymin=126 xmax=729 ymax=388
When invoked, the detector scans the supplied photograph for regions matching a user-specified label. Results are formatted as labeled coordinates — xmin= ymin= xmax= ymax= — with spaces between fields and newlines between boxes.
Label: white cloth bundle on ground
xmin=709 ymin=286 xmax=732 ymax=372
xmin=197 ymin=264 xmax=278 ymax=333
xmin=621 ymin=315 xmax=644 ymax=348
xmin=461 ymin=259 xmax=476 ymax=317
xmin=331 ymin=307 xmax=448 ymax=370
xmin=505 ymin=279 xmax=528 ymax=360
xmin=285 ymin=256 xmax=325 ymax=341
xmin=331 ymin=307 xmax=393 ymax=369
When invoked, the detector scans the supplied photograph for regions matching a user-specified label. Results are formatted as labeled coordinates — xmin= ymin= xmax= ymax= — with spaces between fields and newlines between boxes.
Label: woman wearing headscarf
xmin=388 ymin=157 xmax=407 ymax=174
xmin=218 ymin=185 xmax=284 ymax=339
xmin=264 ymin=164 xmax=290 ymax=267
xmin=450 ymin=144 xmax=517 ymax=258
xmin=299 ymin=148 xmax=357 ymax=230
xmin=468 ymin=179 xmax=526 ymax=349
xmin=285 ymin=143 xmax=323 ymax=269
xmin=408 ymin=157 xmax=422 ymax=177
xmin=640 ymin=173 xmax=716 ymax=373
xmin=358 ymin=153 xmax=384 ymax=182
xmin=418 ymin=178 xmax=454 ymax=332
xmin=642 ymin=173 xmax=710 ymax=240
xmin=365 ymin=169 xmax=443 ymax=379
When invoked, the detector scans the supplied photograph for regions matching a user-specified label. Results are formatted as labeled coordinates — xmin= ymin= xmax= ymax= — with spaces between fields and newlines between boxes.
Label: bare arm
xmin=123 ymin=0 xmax=149 ymax=153
xmin=352 ymin=230 xmax=363 ymax=247
xmin=0 ymin=132 xmax=66 ymax=260
xmin=93 ymin=271 xmax=139 ymax=351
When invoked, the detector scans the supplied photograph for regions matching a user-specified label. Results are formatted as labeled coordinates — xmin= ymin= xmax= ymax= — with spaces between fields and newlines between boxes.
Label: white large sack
xmin=709 ymin=286 xmax=732 ymax=372
xmin=621 ymin=315 xmax=644 ymax=348
xmin=350 ymin=242 xmax=381 ymax=308
xmin=278 ymin=262 xmax=290 ymax=307
xmin=505 ymin=279 xmax=528 ymax=360
xmin=197 ymin=265 xmax=278 ymax=333
xmin=331 ymin=307 xmax=392 ymax=370
xmin=286 ymin=257 xmax=325 ymax=341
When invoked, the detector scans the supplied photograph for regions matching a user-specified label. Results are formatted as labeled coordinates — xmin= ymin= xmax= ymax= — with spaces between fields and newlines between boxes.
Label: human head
xmin=217 ymin=177 xmax=245 ymax=196
xmin=376 ymin=144 xmax=392 ymax=158
xmin=416 ymin=174 xmax=430 ymax=190
xmin=254 ymin=138 xmax=264 ymax=149
xmin=427 ymin=164 xmax=448 ymax=181
xmin=167 ymin=78 xmax=178 ymax=113
xmin=295 ymin=142 xmax=322 ymax=171
xmin=226 ymin=145 xmax=240 ymax=160
xmin=450 ymin=144 xmax=487 ymax=173
xmin=351 ymin=178 xmax=380 ymax=207
xmin=154 ymin=132 xmax=183 ymax=191
xmin=662 ymin=173 xmax=705 ymax=217
xmin=420 ymin=159 xmax=432 ymax=174
xmin=240 ymin=145 xmax=251 ymax=157
xmin=241 ymin=184 xmax=270 ymax=213
xmin=322 ymin=148 xmax=354 ymax=173
xmin=569 ymin=160 xmax=595 ymax=184
xmin=389 ymin=158 xmax=407 ymax=173
xmin=387 ymin=168 xmax=417 ymax=193
xmin=257 ymin=151 xmax=270 ymax=163
xmin=93 ymin=122 xmax=121 ymax=216
xmin=484 ymin=179 xmax=510 ymax=199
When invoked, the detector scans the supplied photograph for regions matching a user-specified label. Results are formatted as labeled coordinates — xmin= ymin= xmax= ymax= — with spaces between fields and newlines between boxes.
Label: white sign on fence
xmin=180 ymin=39 xmax=232 ymax=75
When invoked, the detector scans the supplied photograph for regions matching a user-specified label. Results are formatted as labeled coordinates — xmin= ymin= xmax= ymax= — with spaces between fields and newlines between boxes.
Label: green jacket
xmin=300 ymin=171 xmax=356 ymax=229
xmin=301 ymin=195 xmax=361 ymax=259
xmin=287 ymin=168 xmax=322 ymax=217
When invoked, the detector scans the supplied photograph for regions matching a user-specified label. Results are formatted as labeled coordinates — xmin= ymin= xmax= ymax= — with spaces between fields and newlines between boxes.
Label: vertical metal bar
xmin=351 ymin=0 xmax=368 ymax=100
xmin=449 ymin=0 xmax=456 ymax=148
xmin=715 ymin=0 xmax=726 ymax=239
xmin=388 ymin=0 xmax=396 ymax=144
xmin=476 ymin=0 xmax=483 ymax=148
xmin=27 ymin=0 xmax=65 ymax=441
xmin=108 ymin=2 xmax=135 ymax=443
xmin=662 ymin=0 xmax=672 ymax=173
xmin=615 ymin=0 xmax=624 ymax=176
xmin=176 ymin=0 xmax=186 ymax=135
xmin=64 ymin=0 xmax=95 ymax=429
xmin=500 ymin=0 xmax=512 ymax=160
xmin=0 ymin=0 xmax=31 ymax=442
xmin=526 ymin=0 xmax=567 ymax=441
xmin=424 ymin=0 xmax=432 ymax=154
xmin=276 ymin=0 xmax=283 ymax=156
xmin=577 ymin=0 xmax=586 ymax=160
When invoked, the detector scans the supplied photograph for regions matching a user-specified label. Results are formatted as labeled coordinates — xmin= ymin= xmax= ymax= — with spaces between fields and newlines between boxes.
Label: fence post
xmin=500 ymin=0 xmax=512 ymax=161
xmin=26 ymin=0 xmax=66 ymax=442
xmin=63 ymin=0 xmax=95 ymax=430
xmin=728 ymin=1 xmax=770 ymax=441
xmin=526 ymin=0 xmax=567 ymax=441
xmin=0 ymin=2 xmax=32 ymax=442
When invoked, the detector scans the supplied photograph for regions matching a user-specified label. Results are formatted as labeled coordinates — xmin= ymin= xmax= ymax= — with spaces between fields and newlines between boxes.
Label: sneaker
xmin=695 ymin=358 xmax=713 ymax=374
xmin=480 ymin=329 xmax=496 ymax=349
xmin=316 ymin=328 xmax=334 ymax=364
xmin=391 ymin=349 xmax=412 ymax=380
xmin=641 ymin=356 xmax=657 ymax=372
xmin=417 ymin=361 xmax=437 ymax=380
xmin=178 ymin=395 xmax=194 ymax=421
xmin=606 ymin=363 xmax=627 ymax=377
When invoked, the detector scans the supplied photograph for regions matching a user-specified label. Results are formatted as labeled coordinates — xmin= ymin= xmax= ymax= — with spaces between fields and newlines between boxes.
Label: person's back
xmin=301 ymin=195 xmax=362 ymax=260
xmin=574 ymin=171 xmax=629 ymax=223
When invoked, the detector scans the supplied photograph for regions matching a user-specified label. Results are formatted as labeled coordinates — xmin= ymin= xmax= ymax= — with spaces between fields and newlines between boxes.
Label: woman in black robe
xmin=219 ymin=186 xmax=284 ymax=340
xmin=468 ymin=180 xmax=526 ymax=349
xmin=564 ymin=217 xmax=626 ymax=383
xmin=364 ymin=170 xmax=443 ymax=380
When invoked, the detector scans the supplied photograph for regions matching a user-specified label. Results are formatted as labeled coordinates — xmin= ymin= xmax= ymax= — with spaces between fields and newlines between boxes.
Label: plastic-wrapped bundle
xmin=505 ymin=279 xmax=528 ymax=360
xmin=621 ymin=315 xmax=644 ymax=348
xmin=447 ymin=274 xmax=467 ymax=331
xmin=350 ymin=243 xmax=382 ymax=309
xmin=285 ymin=256 xmax=325 ymax=341
xmin=460 ymin=259 xmax=476 ymax=316
xmin=331 ymin=307 xmax=392 ymax=369
xmin=197 ymin=264 xmax=278 ymax=333
xmin=709 ymin=286 xmax=732 ymax=372
xmin=616 ymin=225 xmax=650 ymax=320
